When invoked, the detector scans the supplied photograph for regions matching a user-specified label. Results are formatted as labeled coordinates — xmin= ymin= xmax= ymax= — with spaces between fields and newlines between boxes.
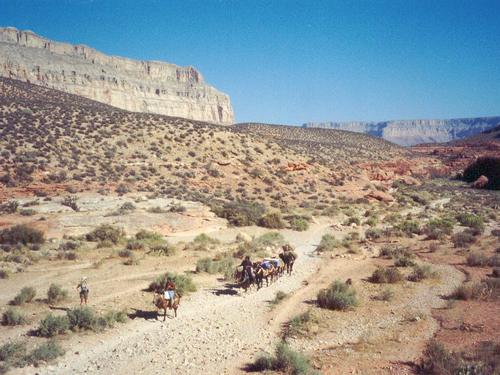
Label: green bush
xmin=408 ymin=264 xmax=438 ymax=282
xmin=19 ymin=208 xmax=36 ymax=216
xmin=26 ymin=340 xmax=65 ymax=366
xmin=148 ymin=272 xmax=196 ymax=296
xmin=456 ymin=213 xmax=485 ymax=231
xmin=316 ymin=234 xmax=338 ymax=252
xmin=0 ymin=268 xmax=10 ymax=279
xmin=251 ymin=341 xmax=313 ymax=375
xmin=149 ymin=242 xmax=176 ymax=256
xmin=47 ymin=283 xmax=68 ymax=304
xmin=451 ymin=229 xmax=478 ymax=248
xmin=234 ymin=232 xmax=285 ymax=258
xmin=118 ymin=249 xmax=133 ymax=258
xmin=0 ymin=224 xmax=45 ymax=245
xmin=103 ymin=310 xmax=128 ymax=327
xmin=211 ymin=200 xmax=266 ymax=226
xmin=126 ymin=240 xmax=145 ymax=250
xmin=287 ymin=310 xmax=317 ymax=337
xmin=370 ymin=267 xmax=403 ymax=284
xmin=365 ymin=228 xmax=382 ymax=240
xmin=188 ymin=233 xmax=220 ymax=251
xmin=424 ymin=218 xmax=455 ymax=240
xmin=396 ymin=220 xmax=421 ymax=236
xmin=394 ymin=256 xmax=416 ymax=267
xmin=259 ymin=212 xmax=286 ymax=229
xmin=11 ymin=287 xmax=36 ymax=305
xmin=135 ymin=229 xmax=163 ymax=241
xmin=85 ymin=224 xmax=124 ymax=244
xmin=289 ymin=217 xmax=310 ymax=231
xmin=271 ymin=291 xmax=288 ymax=306
xmin=376 ymin=287 xmax=395 ymax=301
xmin=67 ymin=307 xmax=99 ymax=331
xmin=196 ymin=256 xmax=234 ymax=277
xmin=462 ymin=156 xmax=500 ymax=190
xmin=38 ymin=314 xmax=70 ymax=337
xmin=380 ymin=245 xmax=412 ymax=259
xmin=466 ymin=252 xmax=489 ymax=267
xmin=317 ymin=280 xmax=358 ymax=310
xmin=0 ymin=341 xmax=27 ymax=368
xmin=2 ymin=308 xmax=27 ymax=326
xmin=344 ymin=217 xmax=361 ymax=226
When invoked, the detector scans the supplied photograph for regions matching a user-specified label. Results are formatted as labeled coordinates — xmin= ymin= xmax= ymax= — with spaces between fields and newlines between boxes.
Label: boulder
xmin=365 ymin=190 xmax=395 ymax=203
xmin=471 ymin=175 xmax=489 ymax=189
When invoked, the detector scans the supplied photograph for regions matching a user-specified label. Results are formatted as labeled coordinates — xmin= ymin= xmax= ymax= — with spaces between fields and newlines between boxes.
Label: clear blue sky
xmin=1 ymin=0 xmax=499 ymax=124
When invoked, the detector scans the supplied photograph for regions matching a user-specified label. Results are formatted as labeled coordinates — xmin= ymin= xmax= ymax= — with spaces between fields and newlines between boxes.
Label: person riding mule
xmin=76 ymin=277 xmax=89 ymax=305
xmin=279 ymin=244 xmax=297 ymax=275
xmin=153 ymin=278 xmax=181 ymax=321
xmin=239 ymin=256 xmax=255 ymax=283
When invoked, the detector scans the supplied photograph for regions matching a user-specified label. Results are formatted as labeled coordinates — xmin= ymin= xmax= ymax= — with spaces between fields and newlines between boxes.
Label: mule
xmin=279 ymin=252 xmax=296 ymax=275
xmin=153 ymin=293 xmax=181 ymax=321
xmin=255 ymin=263 xmax=275 ymax=289
xmin=234 ymin=266 xmax=255 ymax=292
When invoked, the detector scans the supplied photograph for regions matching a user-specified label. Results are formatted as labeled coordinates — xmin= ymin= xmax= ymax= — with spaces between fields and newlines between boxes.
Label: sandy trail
xmin=32 ymin=221 xmax=343 ymax=375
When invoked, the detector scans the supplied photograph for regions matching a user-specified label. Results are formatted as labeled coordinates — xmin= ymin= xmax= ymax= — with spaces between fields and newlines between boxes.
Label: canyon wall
xmin=0 ymin=27 xmax=234 ymax=124
xmin=304 ymin=117 xmax=500 ymax=146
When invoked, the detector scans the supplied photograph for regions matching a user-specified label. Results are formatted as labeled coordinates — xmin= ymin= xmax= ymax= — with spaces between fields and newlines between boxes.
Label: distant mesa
xmin=0 ymin=27 xmax=234 ymax=125
xmin=303 ymin=117 xmax=500 ymax=146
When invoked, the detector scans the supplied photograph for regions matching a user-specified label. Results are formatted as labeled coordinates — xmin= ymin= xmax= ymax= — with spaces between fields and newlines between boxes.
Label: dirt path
xmin=24 ymin=222 xmax=342 ymax=375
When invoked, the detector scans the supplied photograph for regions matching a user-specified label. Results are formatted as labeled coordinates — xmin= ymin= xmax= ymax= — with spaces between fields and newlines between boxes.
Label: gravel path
xmin=36 ymin=223 xmax=332 ymax=375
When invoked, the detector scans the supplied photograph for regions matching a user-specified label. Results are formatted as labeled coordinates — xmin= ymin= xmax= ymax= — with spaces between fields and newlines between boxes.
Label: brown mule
xmin=153 ymin=293 xmax=181 ymax=321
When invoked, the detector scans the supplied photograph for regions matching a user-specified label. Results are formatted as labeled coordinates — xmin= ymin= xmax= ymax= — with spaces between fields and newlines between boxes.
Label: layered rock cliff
xmin=303 ymin=117 xmax=500 ymax=146
xmin=0 ymin=27 xmax=234 ymax=124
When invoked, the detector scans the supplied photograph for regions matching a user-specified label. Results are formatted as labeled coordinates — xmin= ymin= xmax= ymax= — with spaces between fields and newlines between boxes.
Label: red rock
xmin=365 ymin=190 xmax=395 ymax=203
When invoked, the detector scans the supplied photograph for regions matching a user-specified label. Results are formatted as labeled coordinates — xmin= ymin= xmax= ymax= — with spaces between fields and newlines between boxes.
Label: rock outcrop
xmin=0 ymin=27 xmax=234 ymax=124
xmin=303 ymin=117 xmax=500 ymax=146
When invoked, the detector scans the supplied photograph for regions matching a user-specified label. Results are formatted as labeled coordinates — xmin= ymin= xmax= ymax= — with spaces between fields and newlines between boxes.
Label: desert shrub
xmin=19 ymin=208 xmax=36 ymax=216
xmin=135 ymin=229 xmax=163 ymax=241
xmin=0 ymin=200 xmax=18 ymax=214
xmin=424 ymin=218 xmax=455 ymax=240
xmin=59 ymin=240 xmax=80 ymax=251
xmin=451 ymin=283 xmax=485 ymax=300
xmin=408 ymin=264 xmax=438 ymax=282
xmin=147 ymin=206 xmax=168 ymax=214
xmin=123 ymin=256 xmax=139 ymax=265
xmin=394 ymin=256 xmax=416 ymax=267
xmin=148 ymin=272 xmax=196 ymax=296
xmin=196 ymin=256 xmax=234 ymax=277
xmin=287 ymin=310 xmax=317 ymax=337
xmin=466 ymin=252 xmax=489 ymax=267
xmin=370 ymin=267 xmax=403 ymax=284
xmin=317 ymin=280 xmax=358 ymax=310
xmin=149 ymin=242 xmax=176 ymax=256
xmin=379 ymin=245 xmax=411 ymax=259
xmin=25 ymin=340 xmax=65 ymax=366
xmin=47 ymin=283 xmax=68 ymax=304
xmin=120 ymin=202 xmax=136 ymax=211
xmin=187 ymin=233 xmax=220 ymax=251
xmin=344 ymin=217 xmax=361 ymax=226
xmin=251 ymin=341 xmax=313 ymax=375
xmin=103 ymin=310 xmax=128 ymax=327
xmin=259 ymin=212 xmax=286 ymax=229
xmin=61 ymin=195 xmax=79 ymax=211
xmin=375 ymin=287 xmax=395 ymax=301
xmin=11 ymin=287 xmax=36 ymax=305
xmin=271 ymin=291 xmax=288 ymax=306
xmin=85 ymin=224 xmax=124 ymax=244
xmin=67 ymin=306 xmax=99 ymax=331
xmin=38 ymin=314 xmax=70 ymax=337
xmin=211 ymin=200 xmax=266 ymax=226
xmin=462 ymin=156 xmax=500 ymax=190
xmin=396 ymin=220 xmax=421 ymax=236
xmin=126 ymin=240 xmax=145 ymax=250
xmin=451 ymin=229 xmax=478 ymax=248
xmin=288 ymin=216 xmax=310 ymax=231
xmin=456 ymin=213 xmax=485 ymax=231
xmin=0 ymin=225 xmax=45 ymax=245
xmin=0 ymin=341 xmax=27 ymax=368
xmin=169 ymin=204 xmax=186 ymax=213
xmin=2 ymin=308 xmax=27 ymax=326
xmin=234 ymin=232 xmax=285 ymax=258
xmin=365 ymin=228 xmax=382 ymax=240
xmin=316 ymin=234 xmax=338 ymax=252
xmin=118 ymin=249 xmax=133 ymax=258
xmin=492 ymin=268 xmax=500 ymax=278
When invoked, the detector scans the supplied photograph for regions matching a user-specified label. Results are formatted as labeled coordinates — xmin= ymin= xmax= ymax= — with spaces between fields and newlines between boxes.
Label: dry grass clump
xmin=369 ymin=267 xmax=404 ymax=284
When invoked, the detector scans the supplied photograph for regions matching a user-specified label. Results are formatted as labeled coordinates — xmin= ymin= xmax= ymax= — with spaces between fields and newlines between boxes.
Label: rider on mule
xmin=240 ymin=255 xmax=255 ymax=283
xmin=163 ymin=278 xmax=176 ymax=308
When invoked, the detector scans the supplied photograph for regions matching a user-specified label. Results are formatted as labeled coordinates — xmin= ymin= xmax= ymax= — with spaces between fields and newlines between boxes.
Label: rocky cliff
xmin=0 ymin=27 xmax=234 ymax=124
xmin=304 ymin=117 xmax=500 ymax=146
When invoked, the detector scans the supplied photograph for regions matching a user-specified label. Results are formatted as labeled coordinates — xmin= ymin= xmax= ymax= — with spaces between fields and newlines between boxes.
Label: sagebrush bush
xmin=47 ymin=283 xmax=68 ymax=304
xmin=287 ymin=310 xmax=316 ymax=337
xmin=85 ymin=224 xmax=124 ymax=244
xmin=38 ymin=314 xmax=70 ymax=337
xmin=394 ymin=256 xmax=416 ymax=267
xmin=408 ymin=264 xmax=438 ymax=282
xmin=251 ymin=341 xmax=313 ymax=375
xmin=11 ymin=286 xmax=36 ymax=305
xmin=365 ymin=228 xmax=382 ymax=240
xmin=2 ymin=308 xmax=27 ymax=326
xmin=0 ymin=224 xmax=45 ymax=245
xmin=317 ymin=280 xmax=358 ymax=310
xmin=26 ymin=340 xmax=65 ymax=366
xmin=259 ymin=212 xmax=286 ymax=229
xmin=196 ymin=256 xmax=234 ymax=277
xmin=451 ymin=230 xmax=477 ymax=248
xmin=135 ymin=229 xmax=163 ymax=241
xmin=424 ymin=218 xmax=455 ymax=240
xmin=462 ymin=156 xmax=500 ymax=190
xmin=0 ymin=268 xmax=10 ymax=279
xmin=316 ymin=234 xmax=338 ymax=252
xmin=289 ymin=217 xmax=309 ymax=231
xmin=211 ymin=200 xmax=266 ymax=226
xmin=370 ymin=267 xmax=403 ymax=284
xmin=376 ymin=287 xmax=395 ymax=301
xmin=396 ymin=220 xmax=421 ymax=236
xmin=0 ymin=341 xmax=27 ymax=367
xmin=67 ymin=307 xmax=99 ymax=331
xmin=456 ymin=213 xmax=484 ymax=231
xmin=271 ymin=291 xmax=288 ymax=306
xmin=149 ymin=242 xmax=176 ymax=256
xmin=148 ymin=272 xmax=196 ymax=296
xmin=466 ymin=252 xmax=489 ymax=267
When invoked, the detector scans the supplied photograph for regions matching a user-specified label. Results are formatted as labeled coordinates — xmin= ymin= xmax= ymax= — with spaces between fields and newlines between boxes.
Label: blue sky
xmin=1 ymin=0 xmax=499 ymax=124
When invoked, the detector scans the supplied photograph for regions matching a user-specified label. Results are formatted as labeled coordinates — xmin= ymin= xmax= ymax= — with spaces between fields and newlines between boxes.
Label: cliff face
xmin=0 ymin=27 xmax=234 ymax=124
xmin=304 ymin=117 xmax=500 ymax=146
